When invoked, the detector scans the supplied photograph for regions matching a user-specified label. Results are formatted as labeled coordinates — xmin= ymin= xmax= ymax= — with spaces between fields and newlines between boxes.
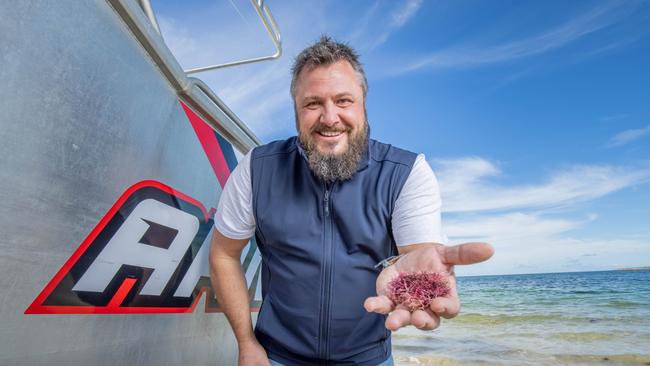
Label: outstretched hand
xmin=364 ymin=242 xmax=494 ymax=331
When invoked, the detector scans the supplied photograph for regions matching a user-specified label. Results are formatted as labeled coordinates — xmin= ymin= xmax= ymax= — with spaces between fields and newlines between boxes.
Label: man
xmin=209 ymin=36 xmax=493 ymax=366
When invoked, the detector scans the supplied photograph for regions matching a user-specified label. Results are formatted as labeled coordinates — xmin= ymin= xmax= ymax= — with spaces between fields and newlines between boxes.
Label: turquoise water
xmin=392 ymin=270 xmax=650 ymax=365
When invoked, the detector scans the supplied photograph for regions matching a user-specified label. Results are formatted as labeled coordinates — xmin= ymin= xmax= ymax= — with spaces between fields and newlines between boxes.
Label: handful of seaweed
xmin=387 ymin=272 xmax=451 ymax=311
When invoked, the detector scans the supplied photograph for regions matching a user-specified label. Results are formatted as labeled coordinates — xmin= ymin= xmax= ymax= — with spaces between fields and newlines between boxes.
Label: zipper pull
xmin=324 ymin=188 xmax=330 ymax=217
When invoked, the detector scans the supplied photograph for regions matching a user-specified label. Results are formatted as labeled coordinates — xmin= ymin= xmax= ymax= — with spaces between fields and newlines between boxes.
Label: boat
xmin=0 ymin=0 xmax=279 ymax=364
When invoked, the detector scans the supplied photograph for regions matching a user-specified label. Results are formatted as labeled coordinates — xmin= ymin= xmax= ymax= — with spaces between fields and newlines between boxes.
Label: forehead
xmin=295 ymin=61 xmax=362 ymax=97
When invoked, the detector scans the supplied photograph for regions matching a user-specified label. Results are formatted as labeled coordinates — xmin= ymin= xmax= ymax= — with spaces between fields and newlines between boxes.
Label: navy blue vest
xmin=251 ymin=137 xmax=417 ymax=365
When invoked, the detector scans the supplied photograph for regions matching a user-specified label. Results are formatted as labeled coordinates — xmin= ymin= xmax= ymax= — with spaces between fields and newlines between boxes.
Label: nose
xmin=320 ymin=101 xmax=339 ymax=126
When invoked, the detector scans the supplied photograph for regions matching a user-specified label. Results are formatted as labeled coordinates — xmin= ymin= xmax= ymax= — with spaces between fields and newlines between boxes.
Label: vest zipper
xmin=319 ymin=184 xmax=333 ymax=360
xmin=323 ymin=187 xmax=330 ymax=217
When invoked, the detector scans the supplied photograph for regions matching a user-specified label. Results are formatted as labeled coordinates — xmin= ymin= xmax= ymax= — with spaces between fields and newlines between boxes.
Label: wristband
xmin=374 ymin=255 xmax=403 ymax=269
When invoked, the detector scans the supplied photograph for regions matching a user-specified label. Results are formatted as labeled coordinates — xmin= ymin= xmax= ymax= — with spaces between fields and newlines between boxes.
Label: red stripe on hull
xmin=180 ymin=102 xmax=231 ymax=188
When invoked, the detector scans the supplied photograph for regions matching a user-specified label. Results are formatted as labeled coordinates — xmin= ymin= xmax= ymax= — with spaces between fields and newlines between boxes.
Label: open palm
xmin=364 ymin=242 xmax=494 ymax=331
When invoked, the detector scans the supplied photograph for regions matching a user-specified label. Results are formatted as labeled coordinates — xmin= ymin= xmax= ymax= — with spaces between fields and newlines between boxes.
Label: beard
xmin=298 ymin=120 xmax=369 ymax=183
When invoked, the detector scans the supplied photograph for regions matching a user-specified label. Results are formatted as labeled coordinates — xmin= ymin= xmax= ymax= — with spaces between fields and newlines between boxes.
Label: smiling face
xmin=294 ymin=61 xmax=369 ymax=181
xmin=295 ymin=60 xmax=367 ymax=156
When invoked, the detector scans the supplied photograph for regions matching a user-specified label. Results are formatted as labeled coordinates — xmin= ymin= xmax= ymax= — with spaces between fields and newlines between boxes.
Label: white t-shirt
xmin=214 ymin=151 xmax=446 ymax=246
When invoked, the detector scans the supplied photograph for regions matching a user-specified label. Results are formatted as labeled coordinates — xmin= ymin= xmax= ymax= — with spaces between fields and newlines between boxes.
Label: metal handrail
xmin=187 ymin=77 xmax=262 ymax=146
xmin=137 ymin=0 xmax=161 ymax=35
xmin=135 ymin=0 xmax=282 ymax=74
xmin=184 ymin=0 xmax=282 ymax=74
xmin=108 ymin=0 xmax=267 ymax=152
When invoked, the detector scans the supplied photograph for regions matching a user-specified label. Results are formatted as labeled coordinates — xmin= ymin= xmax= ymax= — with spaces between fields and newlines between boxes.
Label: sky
xmin=154 ymin=0 xmax=650 ymax=276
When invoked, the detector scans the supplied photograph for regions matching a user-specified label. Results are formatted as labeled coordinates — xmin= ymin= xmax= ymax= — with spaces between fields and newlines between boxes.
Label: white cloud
xmin=346 ymin=1 xmax=381 ymax=46
xmin=432 ymin=156 xmax=650 ymax=275
xmin=391 ymin=0 xmax=422 ymax=28
xmin=373 ymin=0 xmax=422 ymax=49
xmin=444 ymin=212 xmax=588 ymax=240
xmin=607 ymin=125 xmax=650 ymax=147
xmin=350 ymin=0 xmax=423 ymax=52
xmin=456 ymin=235 xmax=650 ymax=276
xmin=432 ymin=157 xmax=650 ymax=213
xmin=392 ymin=2 xmax=633 ymax=75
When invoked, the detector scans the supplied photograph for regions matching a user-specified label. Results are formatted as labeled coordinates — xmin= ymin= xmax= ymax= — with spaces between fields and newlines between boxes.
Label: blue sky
xmin=156 ymin=0 xmax=650 ymax=275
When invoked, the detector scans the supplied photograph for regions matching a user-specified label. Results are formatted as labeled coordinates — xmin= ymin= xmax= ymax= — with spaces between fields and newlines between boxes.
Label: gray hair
xmin=290 ymin=36 xmax=368 ymax=100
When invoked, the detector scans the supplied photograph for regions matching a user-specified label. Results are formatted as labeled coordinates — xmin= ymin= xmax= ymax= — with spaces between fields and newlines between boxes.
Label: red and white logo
xmin=25 ymin=181 xmax=262 ymax=314
xmin=26 ymin=102 xmax=261 ymax=314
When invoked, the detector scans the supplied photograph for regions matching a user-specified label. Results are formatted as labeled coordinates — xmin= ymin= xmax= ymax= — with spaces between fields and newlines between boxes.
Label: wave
xmin=394 ymin=352 xmax=650 ymax=366
xmin=554 ymin=353 xmax=650 ymax=364
xmin=450 ymin=313 xmax=568 ymax=325
xmin=604 ymin=300 xmax=646 ymax=308
xmin=449 ymin=312 xmax=648 ymax=326
xmin=393 ymin=344 xmax=442 ymax=354
xmin=394 ymin=354 xmax=466 ymax=366
xmin=554 ymin=331 xmax=616 ymax=341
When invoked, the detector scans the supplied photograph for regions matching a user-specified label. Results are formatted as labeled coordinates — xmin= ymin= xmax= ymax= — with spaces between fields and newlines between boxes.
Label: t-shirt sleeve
xmin=213 ymin=150 xmax=256 ymax=240
xmin=392 ymin=153 xmax=447 ymax=246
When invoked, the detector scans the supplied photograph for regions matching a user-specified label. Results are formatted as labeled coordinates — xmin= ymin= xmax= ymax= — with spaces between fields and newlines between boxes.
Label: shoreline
xmin=458 ymin=267 xmax=650 ymax=278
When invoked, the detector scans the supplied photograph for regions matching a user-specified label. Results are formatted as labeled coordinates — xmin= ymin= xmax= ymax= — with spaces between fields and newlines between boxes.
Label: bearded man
xmin=209 ymin=36 xmax=493 ymax=366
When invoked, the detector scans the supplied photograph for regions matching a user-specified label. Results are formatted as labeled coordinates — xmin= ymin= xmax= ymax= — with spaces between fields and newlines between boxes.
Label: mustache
xmin=311 ymin=123 xmax=350 ymax=134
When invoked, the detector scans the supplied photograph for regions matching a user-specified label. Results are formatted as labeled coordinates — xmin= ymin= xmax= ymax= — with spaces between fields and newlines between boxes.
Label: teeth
xmin=319 ymin=131 xmax=343 ymax=137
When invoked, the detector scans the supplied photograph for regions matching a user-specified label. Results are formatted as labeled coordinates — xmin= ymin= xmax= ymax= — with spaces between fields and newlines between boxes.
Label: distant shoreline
xmin=459 ymin=267 xmax=650 ymax=277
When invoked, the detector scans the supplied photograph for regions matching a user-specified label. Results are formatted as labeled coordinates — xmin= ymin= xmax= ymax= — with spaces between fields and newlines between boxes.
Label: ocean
xmin=392 ymin=270 xmax=650 ymax=366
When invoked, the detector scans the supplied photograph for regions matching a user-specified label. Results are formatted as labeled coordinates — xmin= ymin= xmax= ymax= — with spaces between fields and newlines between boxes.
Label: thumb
xmin=442 ymin=242 xmax=494 ymax=265
xmin=363 ymin=295 xmax=394 ymax=314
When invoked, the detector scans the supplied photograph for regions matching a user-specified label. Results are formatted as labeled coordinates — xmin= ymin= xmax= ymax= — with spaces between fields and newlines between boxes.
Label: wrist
xmin=237 ymin=335 xmax=260 ymax=348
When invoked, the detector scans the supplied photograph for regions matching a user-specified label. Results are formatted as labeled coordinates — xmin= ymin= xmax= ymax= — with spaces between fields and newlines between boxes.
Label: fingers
xmin=364 ymin=295 xmax=394 ymax=314
xmin=429 ymin=296 xmax=460 ymax=319
xmin=385 ymin=308 xmax=441 ymax=331
xmin=367 ymin=295 xmax=448 ymax=331
xmin=441 ymin=242 xmax=494 ymax=265
xmin=385 ymin=307 xmax=411 ymax=331
xmin=411 ymin=309 xmax=441 ymax=330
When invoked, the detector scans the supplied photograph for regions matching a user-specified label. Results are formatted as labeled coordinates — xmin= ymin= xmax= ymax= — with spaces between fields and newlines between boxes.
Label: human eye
xmin=336 ymin=98 xmax=353 ymax=107
xmin=304 ymin=100 xmax=320 ymax=109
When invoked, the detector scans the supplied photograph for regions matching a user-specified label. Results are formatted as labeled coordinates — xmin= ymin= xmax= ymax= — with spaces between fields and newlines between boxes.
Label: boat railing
xmin=110 ymin=0 xmax=281 ymax=152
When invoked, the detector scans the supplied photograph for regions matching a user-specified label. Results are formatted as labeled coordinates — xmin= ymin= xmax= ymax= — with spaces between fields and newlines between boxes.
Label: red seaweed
xmin=387 ymin=272 xmax=451 ymax=311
